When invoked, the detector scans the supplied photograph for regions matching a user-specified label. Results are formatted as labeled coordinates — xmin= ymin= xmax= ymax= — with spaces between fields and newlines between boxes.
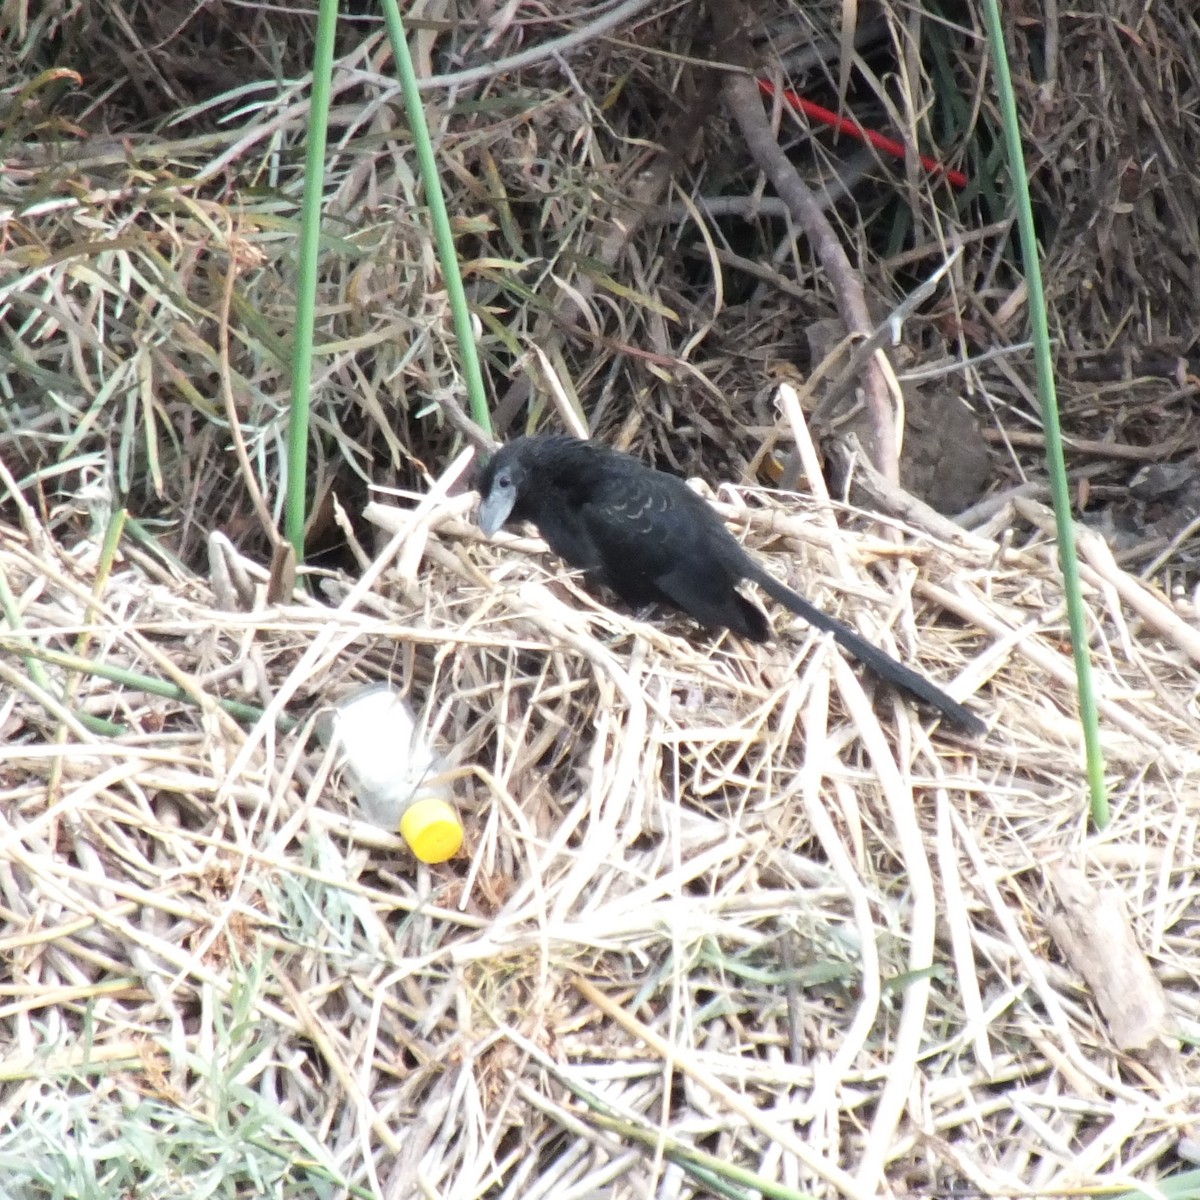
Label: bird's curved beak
xmin=477 ymin=489 xmax=514 ymax=536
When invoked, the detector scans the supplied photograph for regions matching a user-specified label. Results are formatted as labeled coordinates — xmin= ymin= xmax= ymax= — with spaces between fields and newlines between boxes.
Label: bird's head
xmin=476 ymin=440 xmax=530 ymax=535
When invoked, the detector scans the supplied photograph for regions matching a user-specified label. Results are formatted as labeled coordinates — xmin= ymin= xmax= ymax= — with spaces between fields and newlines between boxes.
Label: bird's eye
xmin=497 ymin=472 xmax=513 ymax=489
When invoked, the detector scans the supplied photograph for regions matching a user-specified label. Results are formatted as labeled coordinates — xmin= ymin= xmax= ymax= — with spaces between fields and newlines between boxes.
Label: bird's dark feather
xmin=477 ymin=435 xmax=984 ymax=734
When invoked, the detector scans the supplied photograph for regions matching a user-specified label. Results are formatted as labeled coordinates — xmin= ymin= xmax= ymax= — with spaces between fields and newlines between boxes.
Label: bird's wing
xmin=577 ymin=468 xmax=756 ymax=625
xmin=528 ymin=499 xmax=606 ymax=575
xmin=575 ymin=470 xmax=681 ymax=606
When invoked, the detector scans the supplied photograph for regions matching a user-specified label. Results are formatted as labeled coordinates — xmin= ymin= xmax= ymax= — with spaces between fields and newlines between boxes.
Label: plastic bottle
xmin=319 ymin=684 xmax=462 ymax=863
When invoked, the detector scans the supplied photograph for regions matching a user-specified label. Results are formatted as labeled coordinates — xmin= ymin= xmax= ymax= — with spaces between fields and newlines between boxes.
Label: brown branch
xmin=709 ymin=2 xmax=900 ymax=481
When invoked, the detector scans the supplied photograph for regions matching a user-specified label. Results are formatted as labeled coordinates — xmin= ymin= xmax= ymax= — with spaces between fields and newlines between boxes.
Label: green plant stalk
xmin=50 ymin=507 xmax=132 ymax=758
xmin=285 ymin=0 xmax=339 ymax=560
xmin=121 ymin=514 xmax=189 ymax=574
xmin=0 ymin=638 xmax=291 ymax=731
xmin=69 ymin=507 xmax=125 ymax=668
xmin=0 ymin=561 xmax=54 ymax=698
xmin=530 ymin=1045 xmax=814 ymax=1200
xmin=979 ymin=0 xmax=1107 ymax=827
xmin=1115 ymin=1169 xmax=1200 ymax=1200
xmin=378 ymin=0 xmax=494 ymax=438
xmin=0 ymin=563 xmax=125 ymax=737
xmin=587 ymin=1110 xmax=817 ymax=1199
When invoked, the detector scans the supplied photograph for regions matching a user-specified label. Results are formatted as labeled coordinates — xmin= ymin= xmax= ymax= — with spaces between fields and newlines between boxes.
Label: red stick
xmin=757 ymin=78 xmax=969 ymax=190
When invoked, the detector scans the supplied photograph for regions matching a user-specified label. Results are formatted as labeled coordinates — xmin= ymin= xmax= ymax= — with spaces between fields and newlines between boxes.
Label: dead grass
xmin=3 ymin=0 xmax=1200 ymax=1196
xmin=2 ymin=448 xmax=1198 ymax=1196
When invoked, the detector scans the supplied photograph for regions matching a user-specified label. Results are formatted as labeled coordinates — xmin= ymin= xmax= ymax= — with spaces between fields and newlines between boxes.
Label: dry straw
xmin=2 ymin=449 xmax=1197 ymax=1195
xmin=4 ymin=0 xmax=1200 ymax=1192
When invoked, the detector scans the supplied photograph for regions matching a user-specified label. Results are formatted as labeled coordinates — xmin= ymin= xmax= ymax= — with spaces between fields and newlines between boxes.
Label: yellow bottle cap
xmin=399 ymin=797 xmax=463 ymax=863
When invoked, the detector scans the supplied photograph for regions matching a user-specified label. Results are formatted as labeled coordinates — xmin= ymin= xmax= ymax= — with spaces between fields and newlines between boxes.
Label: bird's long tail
xmin=749 ymin=566 xmax=985 ymax=735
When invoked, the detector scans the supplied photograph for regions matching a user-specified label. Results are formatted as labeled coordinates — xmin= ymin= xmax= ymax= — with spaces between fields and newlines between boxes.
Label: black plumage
xmin=477 ymin=435 xmax=984 ymax=735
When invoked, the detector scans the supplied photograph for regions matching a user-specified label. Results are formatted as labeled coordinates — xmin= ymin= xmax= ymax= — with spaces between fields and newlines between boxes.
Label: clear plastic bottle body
xmin=319 ymin=684 xmax=462 ymax=863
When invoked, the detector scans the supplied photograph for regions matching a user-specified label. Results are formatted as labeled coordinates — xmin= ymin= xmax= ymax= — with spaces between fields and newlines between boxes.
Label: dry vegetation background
xmin=1 ymin=1 xmax=1199 ymax=1198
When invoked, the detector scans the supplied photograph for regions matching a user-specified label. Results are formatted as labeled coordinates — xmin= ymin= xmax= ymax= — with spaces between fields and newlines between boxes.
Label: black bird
xmin=477 ymin=435 xmax=984 ymax=735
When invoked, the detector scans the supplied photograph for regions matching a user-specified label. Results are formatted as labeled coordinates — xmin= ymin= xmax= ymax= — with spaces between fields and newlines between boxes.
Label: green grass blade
xmin=979 ymin=0 xmax=1107 ymax=827
xmin=379 ymin=0 xmax=494 ymax=439
xmin=285 ymin=0 xmax=339 ymax=560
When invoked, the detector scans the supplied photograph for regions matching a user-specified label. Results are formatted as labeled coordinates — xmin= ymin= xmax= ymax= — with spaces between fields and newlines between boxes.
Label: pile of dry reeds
xmin=4 ymin=0 xmax=1200 ymax=1194
xmin=3 ymin=443 xmax=1197 ymax=1193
